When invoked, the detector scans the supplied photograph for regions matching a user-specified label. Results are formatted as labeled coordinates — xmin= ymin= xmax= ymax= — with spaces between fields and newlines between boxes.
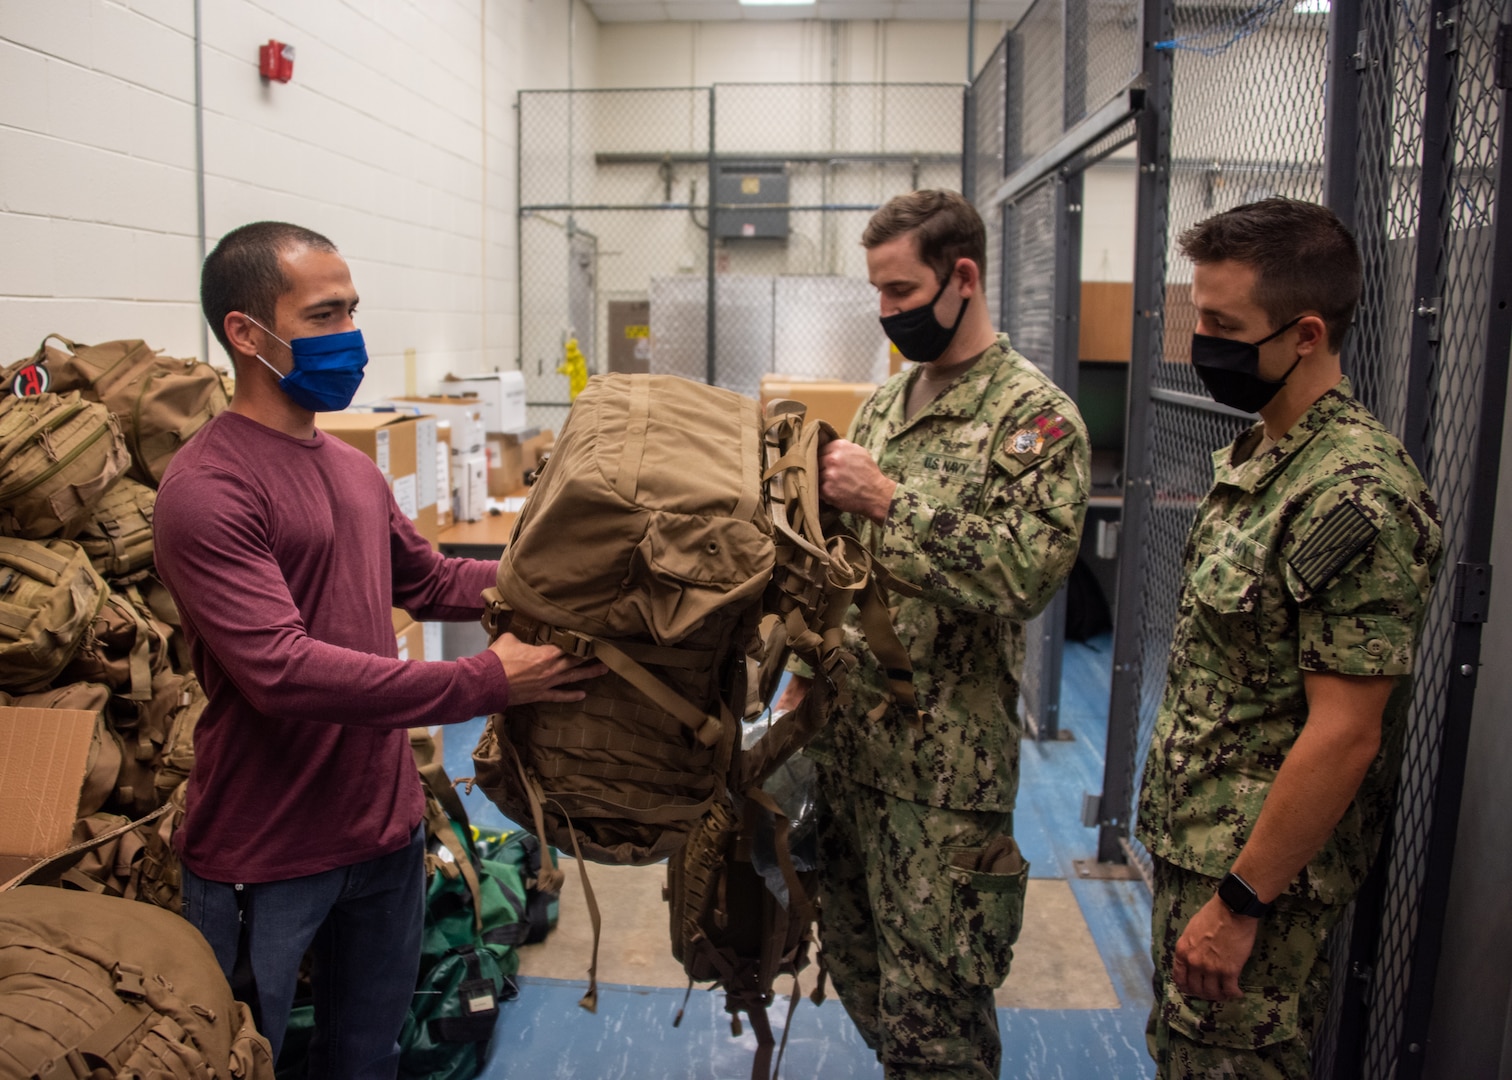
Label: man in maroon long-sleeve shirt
xmin=154 ymin=221 xmax=601 ymax=1079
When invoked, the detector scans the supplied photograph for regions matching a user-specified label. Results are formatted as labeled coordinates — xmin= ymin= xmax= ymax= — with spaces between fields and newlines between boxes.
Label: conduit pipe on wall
xmin=481 ymin=0 xmax=488 ymax=370
xmin=193 ymin=0 xmax=208 ymax=366
xmin=968 ymin=0 xmax=978 ymax=79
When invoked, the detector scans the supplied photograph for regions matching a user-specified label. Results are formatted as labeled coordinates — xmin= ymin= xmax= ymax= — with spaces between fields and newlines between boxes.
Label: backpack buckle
xmin=112 ymin=962 xmax=147 ymax=999
xmin=544 ymin=628 xmax=596 ymax=659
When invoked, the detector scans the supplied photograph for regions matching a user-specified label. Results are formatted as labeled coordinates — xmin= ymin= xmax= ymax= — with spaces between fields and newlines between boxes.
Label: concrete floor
xmin=442 ymin=631 xmax=1157 ymax=1079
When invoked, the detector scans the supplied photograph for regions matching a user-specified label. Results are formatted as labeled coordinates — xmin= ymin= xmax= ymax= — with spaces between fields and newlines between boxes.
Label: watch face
xmin=1219 ymin=872 xmax=1263 ymax=916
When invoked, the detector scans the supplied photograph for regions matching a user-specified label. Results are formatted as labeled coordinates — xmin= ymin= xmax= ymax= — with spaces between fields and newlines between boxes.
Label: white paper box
xmin=378 ymin=399 xmax=486 ymax=457
xmin=456 ymin=452 xmax=488 ymax=522
xmin=442 ymin=371 xmax=527 ymax=433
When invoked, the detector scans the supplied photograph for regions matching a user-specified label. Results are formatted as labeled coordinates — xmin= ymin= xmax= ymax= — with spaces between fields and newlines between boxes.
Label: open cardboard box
xmin=317 ymin=411 xmax=442 ymax=548
xmin=758 ymin=376 xmax=877 ymax=436
xmin=0 ymin=706 xmax=100 ymax=884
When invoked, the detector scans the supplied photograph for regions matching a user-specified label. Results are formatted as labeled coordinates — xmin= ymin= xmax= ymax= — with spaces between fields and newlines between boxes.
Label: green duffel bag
xmin=0 ymin=536 xmax=108 ymax=692
xmin=276 ymin=820 xmax=529 ymax=1080
xmin=420 ymin=813 xmax=531 ymax=966
xmin=398 ymin=942 xmax=518 ymax=1080
xmin=474 ymin=826 xmax=560 ymax=945
xmin=0 ymin=390 xmax=129 ymax=539
xmin=276 ymin=1004 xmax=315 ymax=1080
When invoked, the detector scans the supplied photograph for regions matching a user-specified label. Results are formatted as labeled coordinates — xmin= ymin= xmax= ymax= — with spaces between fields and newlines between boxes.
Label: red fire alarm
xmin=258 ymin=39 xmax=295 ymax=83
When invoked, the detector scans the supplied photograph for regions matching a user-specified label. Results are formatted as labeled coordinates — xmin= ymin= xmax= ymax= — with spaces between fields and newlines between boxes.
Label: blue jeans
xmin=181 ymin=825 xmax=426 ymax=1080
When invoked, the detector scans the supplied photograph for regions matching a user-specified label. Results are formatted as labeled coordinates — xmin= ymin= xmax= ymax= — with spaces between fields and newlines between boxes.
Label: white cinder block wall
xmin=1 ymin=3 xmax=1012 ymax=399
xmin=1082 ymin=159 xmax=1137 ymax=283
xmin=0 ymin=0 xmax=597 ymax=401
xmin=1 ymin=0 xmax=202 ymax=364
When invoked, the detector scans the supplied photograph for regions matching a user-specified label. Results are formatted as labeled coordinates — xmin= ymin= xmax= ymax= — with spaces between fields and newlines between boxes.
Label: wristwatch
xmin=1218 ymin=871 xmax=1272 ymax=918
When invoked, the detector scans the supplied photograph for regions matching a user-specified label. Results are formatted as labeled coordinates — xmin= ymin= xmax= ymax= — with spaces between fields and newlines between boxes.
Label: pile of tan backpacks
xmin=0 ymin=335 xmax=278 ymax=1078
xmin=0 ymin=333 xmax=230 ymax=908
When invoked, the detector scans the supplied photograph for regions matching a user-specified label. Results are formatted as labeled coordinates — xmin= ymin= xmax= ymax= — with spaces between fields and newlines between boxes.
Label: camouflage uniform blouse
xmin=1136 ymin=379 xmax=1442 ymax=904
xmin=806 ymin=334 xmax=1090 ymax=811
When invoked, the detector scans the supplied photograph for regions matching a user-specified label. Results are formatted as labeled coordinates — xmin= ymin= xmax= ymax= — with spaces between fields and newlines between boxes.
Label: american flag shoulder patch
xmin=1288 ymin=499 xmax=1379 ymax=593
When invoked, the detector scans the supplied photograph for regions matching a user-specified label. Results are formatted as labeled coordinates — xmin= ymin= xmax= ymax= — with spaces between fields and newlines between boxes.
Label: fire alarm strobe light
xmin=259 ymin=39 xmax=295 ymax=83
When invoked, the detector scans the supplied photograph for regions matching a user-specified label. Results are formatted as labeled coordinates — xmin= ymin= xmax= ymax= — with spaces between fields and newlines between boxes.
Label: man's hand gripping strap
xmin=761 ymin=403 xmax=923 ymax=724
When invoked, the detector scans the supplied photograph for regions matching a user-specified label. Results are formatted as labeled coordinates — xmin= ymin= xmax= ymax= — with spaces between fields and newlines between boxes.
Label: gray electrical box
xmin=714 ymin=163 xmax=789 ymax=240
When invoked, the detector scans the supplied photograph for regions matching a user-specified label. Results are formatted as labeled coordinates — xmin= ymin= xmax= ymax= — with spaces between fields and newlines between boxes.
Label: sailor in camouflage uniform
xmin=780 ymin=190 xmax=1090 ymax=1078
xmin=1136 ymin=199 xmax=1442 ymax=1079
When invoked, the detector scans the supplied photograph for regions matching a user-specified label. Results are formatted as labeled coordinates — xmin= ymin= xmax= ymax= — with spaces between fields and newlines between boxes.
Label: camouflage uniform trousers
xmin=1148 ymin=857 xmax=1343 ymax=1080
xmin=816 ymin=765 xmax=1028 ymax=1080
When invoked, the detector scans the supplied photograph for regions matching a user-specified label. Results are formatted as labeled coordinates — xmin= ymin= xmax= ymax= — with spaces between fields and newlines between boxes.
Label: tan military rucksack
xmin=469 ymin=374 xmax=918 ymax=1049
xmin=472 ymin=373 xmax=778 ymax=872
xmin=0 ymin=885 xmax=274 ymax=1078
xmin=39 ymin=779 xmax=189 ymax=914
xmin=0 ymin=537 xmax=109 ymax=692
xmin=0 ymin=390 xmax=130 ymax=539
xmin=153 ymin=673 xmax=207 ymax=805
xmin=3 ymin=333 xmax=230 ymax=487
xmin=77 ymin=477 xmax=157 ymax=579
xmin=59 ymin=585 xmax=176 ymax=706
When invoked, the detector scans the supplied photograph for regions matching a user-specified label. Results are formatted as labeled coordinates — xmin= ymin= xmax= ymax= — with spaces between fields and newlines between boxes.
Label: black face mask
xmin=880 ymin=275 xmax=968 ymax=364
xmin=1190 ymin=315 xmax=1304 ymax=413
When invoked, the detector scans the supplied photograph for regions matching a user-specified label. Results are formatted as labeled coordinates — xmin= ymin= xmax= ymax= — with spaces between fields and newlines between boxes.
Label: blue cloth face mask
xmin=245 ymin=315 xmax=369 ymax=413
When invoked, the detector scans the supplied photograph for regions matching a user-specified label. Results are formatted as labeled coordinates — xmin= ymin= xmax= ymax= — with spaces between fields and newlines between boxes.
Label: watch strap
xmin=1218 ymin=871 xmax=1272 ymax=918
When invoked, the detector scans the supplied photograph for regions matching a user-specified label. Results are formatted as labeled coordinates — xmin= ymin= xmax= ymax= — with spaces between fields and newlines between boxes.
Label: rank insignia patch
xmin=1010 ymin=413 xmax=1068 ymax=461
xmin=1288 ymin=499 xmax=1379 ymax=593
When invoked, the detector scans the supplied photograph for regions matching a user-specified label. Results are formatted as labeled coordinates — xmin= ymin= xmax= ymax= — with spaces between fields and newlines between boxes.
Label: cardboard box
xmin=434 ymin=438 xmax=454 ymax=530
xmin=0 ymin=707 xmax=97 ymax=883
xmin=435 ymin=424 xmax=454 ymax=530
xmin=522 ymin=429 xmax=555 ymax=481
xmin=392 ymin=614 xmax=439 ymax=662
xmin=758 ymin=376 xmax=877 ymax=436
xmin=380 ymin=398 xmax=486 ymax=457
xmin=485 ymin=427 xmax=555 ymax=495
xmin=887 ymin=343 xmax=915 ymax=378
xmin=316 ymin=412 xmax=441 ymax=548
xmin=440 ymin=371 xmax=527 ymax=433
xmin=486 ymin=433 xmax=525 ymax=497
xmin=395 ymin=613 xmax=424 ymax=662
xmin=456 ymin=452 xmax=488 ymax=522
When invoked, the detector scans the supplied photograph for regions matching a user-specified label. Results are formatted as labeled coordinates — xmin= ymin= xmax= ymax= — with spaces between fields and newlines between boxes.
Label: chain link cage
xmin=1004 ymin=178 xmax=1067 ymax=737
xmin=1116 ymin=0 xmax=1331 ymax=889
xmin=970 ymin=0 xmax=1143 ymax=739
xmin=1346 ymin=0 xmax=1506 ymax=1074
xmin=963 ymin=0 xmax=1508 ymax=1069
xmin=516 ymin=82 xmax=964 ymax=416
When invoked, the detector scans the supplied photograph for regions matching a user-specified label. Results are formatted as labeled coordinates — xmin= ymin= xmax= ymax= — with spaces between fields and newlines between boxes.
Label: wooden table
xmin=437 ymin=509 xmax=519 ymax=560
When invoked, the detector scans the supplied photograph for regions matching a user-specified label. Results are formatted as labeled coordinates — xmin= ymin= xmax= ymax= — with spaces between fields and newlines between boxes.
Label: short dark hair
xmin=1178 ymin=197 xmax=1362 ymax=350
xmin=201 ymin=222 xmax=338 ymax=360
xmin=863 ymin=189 xmax=988 ymax=286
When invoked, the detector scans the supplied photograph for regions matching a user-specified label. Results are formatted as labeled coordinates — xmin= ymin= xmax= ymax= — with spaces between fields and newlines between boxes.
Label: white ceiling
xmin=585 ymin=1 xmax=1025 ymax=22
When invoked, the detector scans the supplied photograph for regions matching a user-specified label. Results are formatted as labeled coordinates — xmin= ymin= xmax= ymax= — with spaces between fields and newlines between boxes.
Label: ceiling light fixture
xmin=738 ymin=0 xmax=818 ymax=6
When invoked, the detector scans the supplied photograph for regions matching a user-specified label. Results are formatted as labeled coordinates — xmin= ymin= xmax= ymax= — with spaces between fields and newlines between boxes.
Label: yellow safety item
xmin=558 ymin=338 xmax=588 ymax=400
